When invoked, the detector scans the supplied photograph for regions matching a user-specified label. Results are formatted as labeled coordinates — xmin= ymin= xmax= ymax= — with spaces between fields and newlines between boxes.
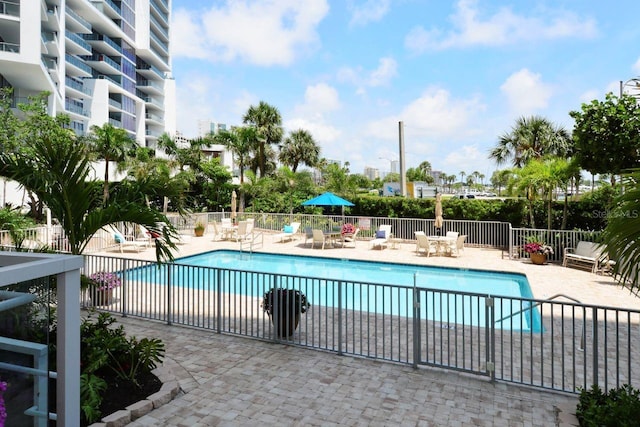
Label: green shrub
xmin=79 ymin=311 xmax=165 ymax=424
xmin=576 ymin=384 xmax=640 ymax=426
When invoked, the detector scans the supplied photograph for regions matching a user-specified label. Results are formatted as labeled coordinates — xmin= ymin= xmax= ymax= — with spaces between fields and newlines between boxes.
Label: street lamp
xmin=378 ymin=157 xmax=397 ymax=175
xmin=620 ymin=78 xmax=640 ymax=97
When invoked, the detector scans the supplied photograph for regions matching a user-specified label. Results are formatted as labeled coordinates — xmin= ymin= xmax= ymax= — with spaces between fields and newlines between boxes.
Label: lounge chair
xmin=110 ymin=225 xmax=150 ymax=253
xmin=340 ymin=228 xmax=359 ymax=248
xmin=563 ymin=241 xmax=607 ymax=273
xmin=370 ymin=225 xmax=392 ymax=250
xmin=415 ymin=232 xmax=438 ymax=257
xmin=274 ymin=222 xmax=301 ymax=243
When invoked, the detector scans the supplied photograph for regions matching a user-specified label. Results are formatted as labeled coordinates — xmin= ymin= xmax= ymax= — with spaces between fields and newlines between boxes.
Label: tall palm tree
xmin=279 ymin=129 xmax=320 ymax=172
xmin=213 ymin=126 xmax=255 ymax=185
xmin=490 ymin=116 xmax=572 ymax=167
xmin=88 ymin=123 xmax=137 ymax=204
xmin=243 ymin=101 xmax=283 ymax=177
xmin=459 ymin=171 xmax=466 ymax=186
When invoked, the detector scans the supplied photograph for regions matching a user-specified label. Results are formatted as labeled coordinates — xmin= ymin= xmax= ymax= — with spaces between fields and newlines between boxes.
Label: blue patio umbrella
xmin=302 ymin=192 xmax=355 ymax=220
xmin=301 ymin=192 xmax=355 ymax=208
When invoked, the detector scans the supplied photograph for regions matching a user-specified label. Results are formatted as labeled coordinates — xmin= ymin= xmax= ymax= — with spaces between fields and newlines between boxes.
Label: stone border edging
xmin=88 ymin=363 xmax=181 ymax=427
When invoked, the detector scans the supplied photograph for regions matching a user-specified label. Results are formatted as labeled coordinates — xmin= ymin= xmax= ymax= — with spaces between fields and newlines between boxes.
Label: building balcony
xmin=83 ymin=54 xmax=120 ymax=74
xmin=136 ymin=62 xmax=165 ymax=79
xmin=150 ymin=1 xmax=169 ymax=27
xmin=145 ymin=112 xmax=163 ymax=125
xmin=65 ymin=100 xmax=89 ymax=117
xmin=150 ymin=13 xmax=169 ymax=42
xmin=136 ymin=78 xmax=163 ymax=95
xmin=65 ymin=76 xmax=92 ymax=97
xmin=65 ymin=30 xmax=92 ymax=55
xmin=65 ymin=53 xmax=92 ymax=77
xmin=65 ymin=6 xmax=92 ymax=33
xmin=83 ymin=33 xmax=122 ymax=57
xmin=152 ymin=0 xmax=169 ymax=14
xmin=143 ymin=96 xmax=163 ymax=110
xmin=0 ymin=41 xmax=19 ymax=53
xmin=89 ymin=0 xmax=121 ymax=19
xmin=150 ymin=31 xmax=169 ymax=54
xmin=0 ymin=0 xmax=19 ymax=17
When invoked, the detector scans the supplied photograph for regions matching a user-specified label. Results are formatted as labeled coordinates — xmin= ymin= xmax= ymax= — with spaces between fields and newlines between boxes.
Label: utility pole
xmin=398 ymin=121 xmax=406 ymax=196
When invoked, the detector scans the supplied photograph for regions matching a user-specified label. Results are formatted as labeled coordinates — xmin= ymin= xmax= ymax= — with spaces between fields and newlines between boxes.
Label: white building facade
xmin=0 ymin=0 xmax=173 ymax=148
xmin=0 ymin=0 xmax=174 ymax=205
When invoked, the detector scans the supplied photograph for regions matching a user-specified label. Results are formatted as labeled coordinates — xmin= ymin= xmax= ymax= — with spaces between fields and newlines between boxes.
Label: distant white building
xmin=364 ymin=167 xmax=380 ymax=181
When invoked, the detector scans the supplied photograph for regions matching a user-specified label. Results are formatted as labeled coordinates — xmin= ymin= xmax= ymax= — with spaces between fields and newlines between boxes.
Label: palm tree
xmin=88 ymin=123 xmax=137 ymax=204
xmin=0 ymin=100 xmax=177 ymax=260
xmin=601 ymin=170 xmax=640 ymax=292
xmin=243 ymin=101 xmax=283 ymax=177
xmin=279 ymin=129 xmax=320 ymax=172
xmin=490 ymin=116 xmax=572 ymax=167
xmin=213 ymin=126 xmax=255 ymax=185
xmin=459 ymin=171 xmax=466 ymax=187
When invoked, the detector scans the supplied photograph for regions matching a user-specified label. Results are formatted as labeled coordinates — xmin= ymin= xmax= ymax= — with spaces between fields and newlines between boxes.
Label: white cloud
xmin=442 ymin=145 xmax=490 ymax=175
xmin=303 ymin=83 xmax=341 ymax=112
xmin=404 ymin=0 xmax=598 ymax=53
xmin=337 ymin=57 xmax=398 ymax=93
xmin=348 ymin=0 xmax=391 ymax=27
xmin=500 ymin=69 xmax=553 ymax=114
xmin=365 ymin=87 xmax=485 ymax=140
xmin=171 ymin=0 xmax=329 ymax=66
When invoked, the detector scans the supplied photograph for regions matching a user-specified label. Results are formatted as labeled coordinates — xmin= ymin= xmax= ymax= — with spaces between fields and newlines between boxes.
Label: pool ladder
xmin=494 ymin=293 xmax=585 ymax=351
xmin=240 ymin=231 xmax=264 ymax=252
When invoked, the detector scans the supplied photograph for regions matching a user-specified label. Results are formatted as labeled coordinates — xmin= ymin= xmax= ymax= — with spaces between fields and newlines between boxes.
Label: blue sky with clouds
xmin=169 ymin=0 xmax=640 ymax=179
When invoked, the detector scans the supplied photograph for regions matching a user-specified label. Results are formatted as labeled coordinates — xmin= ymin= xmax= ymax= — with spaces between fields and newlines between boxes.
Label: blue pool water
xmin=127 ymin=250 xmax=542 ymax=332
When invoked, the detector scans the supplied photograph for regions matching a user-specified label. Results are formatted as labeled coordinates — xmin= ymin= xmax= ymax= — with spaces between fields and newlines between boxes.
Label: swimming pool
xmin=126 ymin=250 xmax=542 ymax=332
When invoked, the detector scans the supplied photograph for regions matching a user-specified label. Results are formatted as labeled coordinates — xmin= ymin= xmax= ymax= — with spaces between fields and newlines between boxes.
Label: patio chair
xmin=110 ymin=225 xmax=150 ymax=253
xmin=211 ymin=221 xmax=223 ymax=241
xmin=370 ymin=225 xmax=392 ymax=250
xmin=340 ymin=228 xmax=359 ymax=248
xmin=415 ymin=232 xmax=438 ymax=257
xmin=304 ymin=227 xmax=314 ymax=247
xmin=274 ymin=222 xmax=301 ymax=243
xmin=233 ymin=220 xmax=252 ymax=242
xmin=448 ymin=235 xmax=467 ymax=257
xmin=311 ymin=229 xmax=329 ymax=249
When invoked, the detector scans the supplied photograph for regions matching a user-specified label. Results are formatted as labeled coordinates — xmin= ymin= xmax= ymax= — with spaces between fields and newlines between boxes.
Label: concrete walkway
xmin=90 ymin=229 xmax=640 ymax=426
xmin=120 ymin=316 xmax=578 ymax=426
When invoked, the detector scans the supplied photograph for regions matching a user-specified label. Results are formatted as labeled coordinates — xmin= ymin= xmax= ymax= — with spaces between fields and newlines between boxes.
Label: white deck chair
xmin=370 ymin=225 xmax=392 ymax=250
xmin=274 ymin=222 xmax=301 ymax=243
xmin=340 ymin=228 xmax=359 ymax=248
xmin=415 ymin=232 xmax=438 ymax=257
xmin=233 ymin=220 xmax=252 ymax=242
xmin=311 ymin=229 xmax=329 ymax=249
xmin=110 ymin=225 xmax=149 ymax=253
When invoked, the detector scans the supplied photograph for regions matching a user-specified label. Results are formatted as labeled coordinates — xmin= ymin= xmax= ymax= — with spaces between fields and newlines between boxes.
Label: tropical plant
xmin=87 ymin=123 xmax=137 ymax=204
xmin=87 ymin=272 xmax=122 ymax=291
xmin=576 ymin=384 xmax=640 ymax=426
xmin=279 ymin=129 xmax=320 ymax=172
xmin=243 ymin=101 xmax=283 ymax=177
xmin=0 ymin=94 xmax=178 ymax=261
xmin=79 ymin=312 xmax=165 ymax=424
xmin=570 ymin=93 xmax=640 ymax=185
xmin=261 ymin=288 xmax=311 ymax=316
xmin=490 ymin=115 xmax=572 ymax=167
xmin=601 ymin=169 xmax=640 ymax=292
xmin=523 ymin=242 xmax=554 ymax=256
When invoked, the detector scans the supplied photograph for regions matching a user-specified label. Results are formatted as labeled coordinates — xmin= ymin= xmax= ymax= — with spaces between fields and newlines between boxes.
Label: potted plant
xmin=524 ymin=242 xmax=554 ymax=265
xmin=194 ymin=221 xmax=205 ymax=237
xmin=262 ymin=288 xmax=310 ymax=338
xmin=87 ymin=271 xmax=122 ymax=306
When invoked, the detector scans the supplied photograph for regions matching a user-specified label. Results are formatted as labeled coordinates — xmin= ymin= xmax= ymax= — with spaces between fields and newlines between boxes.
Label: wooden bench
xmin=563 ymin=241 xmax=607 ymax=273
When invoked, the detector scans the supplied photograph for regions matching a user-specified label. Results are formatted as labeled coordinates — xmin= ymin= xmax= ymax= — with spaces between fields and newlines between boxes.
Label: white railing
xmin=2 ymin=213 xmax=603 ymax=262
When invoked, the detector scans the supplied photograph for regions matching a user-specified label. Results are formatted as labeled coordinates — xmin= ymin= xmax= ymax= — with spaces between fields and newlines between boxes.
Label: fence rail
xmin=2 ymin=212 xmax=603 ymax=263
xmin=83 ymin=253 xmax=639 ymax=394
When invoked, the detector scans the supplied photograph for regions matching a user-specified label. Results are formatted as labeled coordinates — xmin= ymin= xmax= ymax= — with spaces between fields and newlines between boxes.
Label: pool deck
xmin=95 ymin=231 xmax=640 ymax=426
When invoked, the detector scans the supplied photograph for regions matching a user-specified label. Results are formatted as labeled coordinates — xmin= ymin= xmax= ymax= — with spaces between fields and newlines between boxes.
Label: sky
xmin=169 ymin=0 xmax=640 ymax=180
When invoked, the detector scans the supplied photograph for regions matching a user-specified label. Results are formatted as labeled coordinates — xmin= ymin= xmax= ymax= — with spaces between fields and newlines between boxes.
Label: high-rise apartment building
xmin=364 ymin=166 xmax=379 ymax=181
xmin=0 ymin=0 xmax=174 ymax=149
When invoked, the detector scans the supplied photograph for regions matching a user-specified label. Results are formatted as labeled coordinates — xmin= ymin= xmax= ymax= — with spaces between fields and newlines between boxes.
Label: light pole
xmin=620 ymin=78 xmax=640 ymax=97
xmin=378 ymin=157 xmax=396 ymax=176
